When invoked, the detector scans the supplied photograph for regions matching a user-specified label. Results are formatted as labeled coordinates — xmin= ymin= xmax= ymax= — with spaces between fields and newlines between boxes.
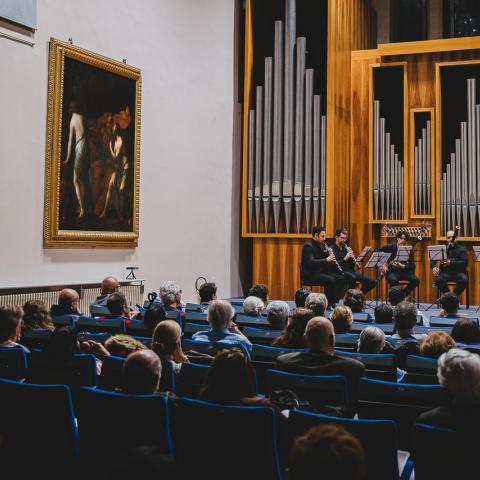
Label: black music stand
xmin=356 ymin=246 xmax=372 ymax=274
xmin=365 ymin=251 xmax=392 ymax=306
xmin=424 ymin=245 xmax=447 ymax=311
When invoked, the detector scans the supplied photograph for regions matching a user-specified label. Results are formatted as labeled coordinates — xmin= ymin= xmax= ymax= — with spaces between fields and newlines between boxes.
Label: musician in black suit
xmin=432 ymin=229 xmax=469 ymax=296
xmin=379 ymin=231 xmax=419 ymax=297
xmin=330 ymin=228 xmax=377 ymax=295
xmin=301 ymin=226 xmax=347 ymax=307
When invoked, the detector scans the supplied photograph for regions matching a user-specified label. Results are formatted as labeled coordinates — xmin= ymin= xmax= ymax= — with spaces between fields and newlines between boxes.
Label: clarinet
xmin=327 ymin=245 xmax=344 ymax=273
xmin=345 ymin=240 xmax=361 ymax=268
xmin=442 ymin=226 xmax=460 ymax=267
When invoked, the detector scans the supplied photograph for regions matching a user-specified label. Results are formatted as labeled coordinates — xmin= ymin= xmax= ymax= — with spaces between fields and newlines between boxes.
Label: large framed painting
xmin=44 ymin=38 xmax=141 ymax=248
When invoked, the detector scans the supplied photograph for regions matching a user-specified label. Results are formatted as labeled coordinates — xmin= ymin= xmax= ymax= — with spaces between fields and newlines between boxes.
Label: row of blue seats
xmin=0 ymin=374 xmax=459 ymax=480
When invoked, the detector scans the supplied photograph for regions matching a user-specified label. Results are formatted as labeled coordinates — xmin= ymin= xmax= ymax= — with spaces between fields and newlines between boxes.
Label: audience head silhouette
xmin=248 ymin=283 xmax=269 ymax=305
xmin=295 ymin=288 xmax=311 ymax=308
xmin=440 ymin=292 xmax=460 ymax=316
xmin=305 ymin=292 xmax=328 ymax=317
xmin=393 ymin=301 xmax=417 ymax=335
xmin=122 ymin=350 xmax=162 ymax=394
xmin=107 ymin=292 xmax=129 ymax=316
xmin=143 ymin=304 xmax=167 ymax=333
xmin=305 ymin=317 xmax=335 ymax=354
xmin=152 ymin=320 xmax=182 ymax=358
xmin=343 ymin=289 xmax=365 ymax=313
xmin=208 ymin=300 xmax=235 ymax=330
xmin=451 ymin=318 xmax=480 ymax=344
xmin=0 ymin=305 xmax=23 ymax=343
xmin=265 ymin=300 xmax=289 ymax=329
xmin=100 ymin=276 xmax=120 ymax=295
xmin=388 ymin=286 xmax=405 ymax=306
xmin=374 ymin=303 xmax=393 ymax=324
xmin=58 ymin=288 xmax=80 ymax=310
xmin=243 ymin=296 xmax=265 ymax=315
xmin=357 ymin=326 xmax=385 ymax=354
xmin=199 ymin=282 xmax=217 ymax=303
xmin=330 ymin=306 xmax=353 ymax=334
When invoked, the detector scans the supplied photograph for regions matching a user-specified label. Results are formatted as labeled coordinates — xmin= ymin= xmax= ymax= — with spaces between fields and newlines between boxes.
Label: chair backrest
xmin=51 ymin=314 xmax=77 ymax=328
xmin=242 ymin=326 xmax=282 ymax=344
xmin=335 ymin=350 xmax=397 ymax=381
xmin=235 ymin=313 xmax=270 ymax=328
xmin=27 ymin=351 xmax=97 ymax=389
xmin=76 ymin=316 xmax=126 ymax=334
xmin=352 ymin=312 xmax=372 ymax=323
xmin=183 ymin=321 xmax=209 ymax=337
xmin=251 ymin=344 xmax=306 ymax=362
xmin=176 ymin=361 xmax=210 ymax=398
xmin=127 ymin=318 xmax=149 ymax=336
xmin=351 ymin=322 xmax=395 ymax=334
xmin=20 ymin=328 xmax=53 ymax=349
xmin=78 ymin=332 xmax=112 ymax=344
xmin=90 ymin=304 xmax=111 ymax=316
xmin=415 ymin=325 xmax=453 ymax=335
xmin=184 ymin=311 xmax=209 ymax=324
xmin=264 ymin=369 xmax=348 ymax=407
xmin=165 ymin=309 xmax=183 ymax=327
xmin=78 ymin=387 xmax=172 ymax=469
xmin=172 ymin=397 xmax=282 ymax=480
xmin=231 ymin=304 xmax=245 ymax=314
xmin=429 ymin=315 xmax=470 ymax=327
xmin=358 ymin=377 xmax=447 ymax=450
xmin=132 ymin=335 xmax=152 ymax=348
xmin=405 ymin=354 xmax=438 ymax=372
xmin=186 ymin=302 xmax=206 ymax=312
xmin=288 ymin=410 xmax=400 ymax=480
xmin=335 ymin=333 xmax=360 ymax=349
xmin=97 ymin=354 xmax=124 ymax=391
xmin=182 ymin=338 xmax=246 ymax=356
xmin=0 ymin=347 xmax=27 ymax=380
xmin=0 ymin=378 xmax=78 ymax=461
xmin=412 ymin=423 xmax=469 ymax=480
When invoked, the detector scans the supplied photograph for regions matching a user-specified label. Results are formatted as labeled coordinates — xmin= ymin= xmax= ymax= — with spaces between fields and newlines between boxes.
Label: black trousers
xmin=342 ymin=270 xmax=377 ymax=295
xmin=386 ymin=271 xmax=419 ymax=296
xmin=435 ymin=272 xmax=468 ymax=296
xmin=304 ymin=272 xmax=346 ymax=306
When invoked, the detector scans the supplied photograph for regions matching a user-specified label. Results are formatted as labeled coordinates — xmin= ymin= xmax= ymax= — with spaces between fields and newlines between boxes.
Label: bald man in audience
xmin=276 ymin=317 xmax=365 ymax=399
xmin=122 ymin=350 xmax=162 ymax=394
xmin=91 ymin=276 xmax=120 ymax=309
xmin=50 ymin=288 xmax=81 ymax=317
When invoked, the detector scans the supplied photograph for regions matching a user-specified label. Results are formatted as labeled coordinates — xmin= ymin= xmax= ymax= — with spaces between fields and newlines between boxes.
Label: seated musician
xmin=379 ymin=231 xmax=419 ymax=298
xmin=432 ymin=229 xmax=468 ymax=297
xmin=301 ymin=226 xmax=346 ymax=308
xmin=330 ymin=228 xmax=377 ymax=295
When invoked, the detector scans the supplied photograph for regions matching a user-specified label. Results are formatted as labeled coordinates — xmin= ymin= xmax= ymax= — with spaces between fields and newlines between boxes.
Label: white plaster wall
xmin=0 ymin=0 xmax=239 ymax=302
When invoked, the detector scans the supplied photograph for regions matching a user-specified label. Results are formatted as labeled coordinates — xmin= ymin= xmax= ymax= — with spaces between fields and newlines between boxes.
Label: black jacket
xmin=431 ymin=243 xmax=468 ymax=274
xmin=379 ymin=243 xmax=415 ymax=273
xmin=301 ymin=239 xmax=338 ymax=277
xmin=331 ymin=243 xmax=355 ymax=272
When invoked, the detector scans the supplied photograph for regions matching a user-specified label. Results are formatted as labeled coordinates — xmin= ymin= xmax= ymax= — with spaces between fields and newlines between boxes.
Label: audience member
xmin=152 ymin=320 xmax=188 ymax=373
xmin=159 ymin=281 xmax=185 ymax=313
xmin=330 ymin=306 xmax=353 ymax=334
xmin=192 ymin=300 xmax=252 ymax=354
xmin=272 ymin=308 xmax=315 ymax=349
xmin=305 ymin=292 xmax=328 ymax=317
xmin=0 ymin=305 xmax=29 ymax=353
xmin=276 ymin=317 xmax=365 ymax=393
xmin=374 ymin=303 xmax=394 ymax=324
xmin=143 ymin=304 xmax=167 ymax=334
xmin=288 ymin=424 xmax=365 ymax=480
xmin=122 ymin=350 xmax=162 ymax=395
xmin=50 ymin=288 xmax=80 ymax=317
xmin=106 ymin=445 xmax=177 ymax=480
xmin=451 ymin=318 xmax=480 ymax=345
xmin=105 ymin=334 xmax=147 ymax=357
xmin=248 ymin=283 xmax=269 ymax=306
xmin=388 ymin=285 xmax=405 ymax=306
xmin=199 ymin=349 xmax=269 ymax=406
xmin=419 ymin=349 xmax=480 ymax=431
xmin=439 ymin=292 xmax=460 ymax=317
xmin=265 ymin=300 xmax=290 ymax=330
xmin=357 ymin=326 xmax=385 ymax=353
xmin=295 ymin=288 xmax=311 ymax=308
xmin=419 ymin=331 xmax=456 ymax=358
xmin=22 ymin=300 xmax=53 ymax=331
xmin=389 ymin=301 xmax=424 ymax=341
xmin=198 ymin=282 xmax=217 ymax=306
xmin=91 ymin=276 xmax=120 ymax=307
xmin=343 ymin=289 xmax=365 ymax=313
xmin=357 ymin=326 xmax=404 ymax=381
xmin=243 ymin=296 xmax=265 ymax=316
xmin=107 ymin=292 xmax=130 ymax=319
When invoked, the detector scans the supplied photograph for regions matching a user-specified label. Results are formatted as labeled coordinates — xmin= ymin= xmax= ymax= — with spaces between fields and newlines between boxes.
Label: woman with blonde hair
xmin=152 ymin=320 xmax=188 ymax=373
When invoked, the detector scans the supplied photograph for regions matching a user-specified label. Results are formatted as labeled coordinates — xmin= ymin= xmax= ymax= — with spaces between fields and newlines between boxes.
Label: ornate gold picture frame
xmin=44 ymin=38 xmax=141 ymax=248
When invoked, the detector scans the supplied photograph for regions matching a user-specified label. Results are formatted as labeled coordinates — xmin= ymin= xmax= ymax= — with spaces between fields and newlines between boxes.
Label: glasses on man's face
xmin=447 ymin=236 xmax=454 ymax=240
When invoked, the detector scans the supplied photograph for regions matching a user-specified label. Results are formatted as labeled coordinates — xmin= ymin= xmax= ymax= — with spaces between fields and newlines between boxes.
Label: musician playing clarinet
xmin=301 ymin=226 xmax=347 ymax=308
xmin=331 ymin=228 xmax=377 ymax=294
xmin=432 ymin=228 xmax=468 ymax=296
xmin=379 ymin=231 xmax=420 ymax=298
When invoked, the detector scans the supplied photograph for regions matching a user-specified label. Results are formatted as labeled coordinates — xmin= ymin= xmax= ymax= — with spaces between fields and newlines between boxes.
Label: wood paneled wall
xmin=349 ymin=39 xmax=480 ymax=305
xmin=252 ymin=0 xmax=376 ymax=299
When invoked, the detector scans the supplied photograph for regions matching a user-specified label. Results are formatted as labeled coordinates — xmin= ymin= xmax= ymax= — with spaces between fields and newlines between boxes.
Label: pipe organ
xmin=244 ymin=0 xmax=327 ymax=235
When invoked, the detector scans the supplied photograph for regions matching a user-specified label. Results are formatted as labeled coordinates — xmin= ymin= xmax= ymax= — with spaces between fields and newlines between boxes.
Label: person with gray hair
xmin=265 ymin=300 xmax=290 ymax=329
xmin=159 ymin=280 xmax=185 ymax=317
xmin=305 ymin=293 xmax=328 ymax=317
xmin=242 ymin=296 xmax=265 ymax=316
xmin=192 ymin=300 xmax=252 ymax=354
xmin=419 ymin=349 xmax=480 ymax=431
